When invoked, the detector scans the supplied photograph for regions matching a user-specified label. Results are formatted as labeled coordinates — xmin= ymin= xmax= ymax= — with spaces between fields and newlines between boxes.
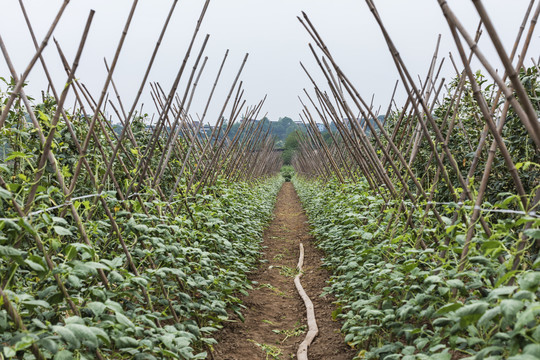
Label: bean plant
xmin=0 ymin=78 xmax=283 ymax=359
xmin=294 ymin=176 xmax=539 ymax=360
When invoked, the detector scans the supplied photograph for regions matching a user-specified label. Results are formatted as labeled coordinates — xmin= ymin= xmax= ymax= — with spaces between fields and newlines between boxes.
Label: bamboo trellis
xmin=293 ymin=0 xmax=540 ymax=275
xmin=0 ymin=1 xmax=281 ymax=358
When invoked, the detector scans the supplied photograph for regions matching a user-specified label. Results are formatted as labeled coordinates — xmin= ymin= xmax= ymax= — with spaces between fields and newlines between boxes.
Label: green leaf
xmin=64 ymin=245 xmax=78 ymax=261
xmin=67 ymin=275 xmax=82 ymax=288
xmin=436 ymin=303 xmax=462 ymax=315
xmin=53 ymin=325 xmax=81 ymax=349
xmin=487 ymin=286 xmax=517 ymax=300
xmin=478 ymin=307 xmax=501 ymax=327
xmin=22 ymin=299 xmax=51 ymax=309
xmin=53 ymin=225 xmax=73 ymax=236
xmin=25 ymin=256 xmax=47 ymax=273
xmin=54 ymin=350 xmax=73 ymax=360
xmin=455 ymin=302 xmax=488 ymax=327
xmin=13 ymin=336 xmax=35 ymax=351
xmin=523 ymin=344 xmax=540 ymax=356
xmin=115 ymin=336 xmax=138 ymax=348
xmin=0 ymin=187 xmax=12 ymax=200
xmin=5 ymin=151 xmax=29 ymax=161
xmin=508 ymin=356 xmax=539 ymax=360
xmin=425 ymin=275 xmax=442 ymax=284
xmin=430 ymin=352 xmax=451 ymax=360
xmin=533 ymin=326 xmax=540 ymax=341
xmin=116 ymin=312 xmax=135 ymax=328
xmin=515 ymin=304 xmax=540 ymax=330
xmin=38 ymin=337 xmax=58 ymax=354
xmin=432 ymin=317 xmax=453 ymax=327
xmin=481 ymin=240 xmax=503 ymax=250
xmin=446 ymin=279 xmax=464 ymax=289
xmin=513 ymin=290 xmax=534 ymax=301
xmin=3 ymin=347 xmax=16 ymax=358
xmin=66 ymin=323 xmax=99 ymax=349
xmin=90 ymin=327 xmax=110 ymax=346
xmin=456 ymin=302 xmax=488 ymax=317
xmin=0 ymin=245 xmax=25 ymax=263
xmin=87 ymin=301 xmax=106 ymax=317
xmin=500 ymin=299 xmax=524 ymax=319
xmin=518 ymin=272 xmax=540 ymax=292
xmin=524 ymin=228 xmax=540 ymax=239
xmin=469 ymin=256 xmax=491 ymax=266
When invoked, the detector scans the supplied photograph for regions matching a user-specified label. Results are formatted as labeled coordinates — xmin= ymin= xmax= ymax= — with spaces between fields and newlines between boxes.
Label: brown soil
xmin=212 ymin=182 xmax=356 ymax=360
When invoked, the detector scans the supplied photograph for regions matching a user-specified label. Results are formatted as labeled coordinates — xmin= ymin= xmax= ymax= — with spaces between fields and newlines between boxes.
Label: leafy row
xmin=0 ymin=176 xmax=282 ymax=359
xmin=294 ymin=176 xmax=540 ymax=360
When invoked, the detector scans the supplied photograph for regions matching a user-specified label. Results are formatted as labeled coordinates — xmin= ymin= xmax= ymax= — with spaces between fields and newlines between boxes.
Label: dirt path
xmin=212 ymin=182 xmax=355 ymax=360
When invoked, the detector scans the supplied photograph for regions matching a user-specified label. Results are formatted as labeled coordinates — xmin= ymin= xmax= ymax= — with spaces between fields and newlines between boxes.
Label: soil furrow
xmin=212 ymin=182 xmax=355 ymax=360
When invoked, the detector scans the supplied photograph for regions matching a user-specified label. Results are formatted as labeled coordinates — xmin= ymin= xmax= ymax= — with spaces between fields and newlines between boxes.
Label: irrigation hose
xmin=295 ymin=243 xmax=318 ymax=360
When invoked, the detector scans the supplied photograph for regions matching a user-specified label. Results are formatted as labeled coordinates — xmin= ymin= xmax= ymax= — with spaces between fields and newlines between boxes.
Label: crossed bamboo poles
xmin=294 ymin=0 xmax=540 ymax=279
xmin=0 ymin=1 xmax=281 ymax=357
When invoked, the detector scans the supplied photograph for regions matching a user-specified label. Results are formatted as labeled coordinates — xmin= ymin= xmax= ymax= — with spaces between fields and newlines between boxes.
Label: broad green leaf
xmin=53 ymin=325 xmax=81 ymax=348
xmin=0 ymin=245 xmax=25 ymax=262
xmin=115 ymin=336 xmax=138 ymax=348
xmin=523 ymin=344 xmax=540 ymax=356
xmin=456 ymin=302 xmax=488 ymax=317
xmin=22 ymin=300 xmax=51 ymax=309
xmin=487 ymin=286 xmax=517 ymax=300
xmin=38 ymin=338 xmax=58 ymax=354
xmin=500 ymin=299 xmax=524 ymax=319
xmin=3 ymin=347 xmax=16 ymax=358
xmin=455 ymin=302 xmax=488 ymax=327
xmin=515 ymin=304 xmax=540 ymax=330
xmin=478 ymin=307 xmax=501 ymax=327
xmin=67 ymin=275 xmax=82 ymax=288
xmin=436 ymin=303 xmax=462 ymax=315
xmin=13 ymin=336 xmax=34 ymax=351
xmin=53 ymin=225 xmax=73 ymax=236
xmin=89 ymin=327 xmax=110 ymax=346
xmin=25 ymin=257 xmax=46 ymax=273
xmin=446 ymin=279 xmax=464 ymax=289
xmin=508 ymin=356 xmax=539 ymax=360
xmin=430 ymin=352 xmax=451 ymax=360
xmin=518 ymin=272 xmax=540 ymax=292
xmin=87 ymin=301 xmax=106 ymax=316
xmin=116 ymin=312 xmax=135 ymax=328
xmin=66 ymin=323 xmax=99 ymax=349
xmin=0 ymin=187 xmax=12 ymax=200
xmin=524 ymin=228 xmax=540 ymax=239
xmin=53 ymin=350 xmax=73 ymax=360
xmin=432 ymin=317 xmax=453 ymax=327
xmin=424 ymin=275 xmax=442 ymax=284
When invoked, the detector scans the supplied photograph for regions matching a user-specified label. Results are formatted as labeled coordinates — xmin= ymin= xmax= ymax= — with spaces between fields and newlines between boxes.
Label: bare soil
xmin=212 ymin=182 xmax=356 ymax=360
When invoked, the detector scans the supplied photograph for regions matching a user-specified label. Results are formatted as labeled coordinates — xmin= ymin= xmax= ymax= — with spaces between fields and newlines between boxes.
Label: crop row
xmin=0 ymin=175 xmax=282 ymax=359
xmin=294 ymin=176 xmax=540 ymax=360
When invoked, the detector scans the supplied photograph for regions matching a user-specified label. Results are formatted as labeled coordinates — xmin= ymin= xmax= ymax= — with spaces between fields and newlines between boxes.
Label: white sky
xmin=0 ymin=0 xmax=538 ymax=124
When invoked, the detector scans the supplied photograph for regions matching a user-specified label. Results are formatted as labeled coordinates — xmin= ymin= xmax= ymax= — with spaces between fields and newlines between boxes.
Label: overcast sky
xmin=0 ymin=0 xmax=538 ymax=124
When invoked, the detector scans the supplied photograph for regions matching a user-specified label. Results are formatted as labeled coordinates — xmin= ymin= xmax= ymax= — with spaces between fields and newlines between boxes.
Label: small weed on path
xmin=272 ymin=322 xmax=307 ymax=343
xmin=248 ymin=339 xmax=283 ymax=359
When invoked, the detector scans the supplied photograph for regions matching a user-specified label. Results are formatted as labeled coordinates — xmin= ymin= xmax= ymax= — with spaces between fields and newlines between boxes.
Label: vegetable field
xmin=0 ymin=1 xmax=282 ymax=358
xmin=1 ymin=0 xmax=540 ymax=360
xmin=292 ymin=2 xmax=540 ymax=359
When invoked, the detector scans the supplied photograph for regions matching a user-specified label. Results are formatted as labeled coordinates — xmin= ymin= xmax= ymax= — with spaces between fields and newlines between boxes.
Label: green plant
xmin=293 ymin=176 xmax=540 ymax=359
xmin=280 ymin=166 xmax=295 ymax=182
xmin=0 ymin=85 xmax=285 ymax=358
xmin=272 ymin=322 xmax=306 ymax=343
xmin=248 ymin=339 xmax=283 ymax=359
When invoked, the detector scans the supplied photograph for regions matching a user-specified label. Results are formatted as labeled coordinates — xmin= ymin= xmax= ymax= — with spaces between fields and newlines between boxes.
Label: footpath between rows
xmin=212 ymin=182 xmax=355 ymax=359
